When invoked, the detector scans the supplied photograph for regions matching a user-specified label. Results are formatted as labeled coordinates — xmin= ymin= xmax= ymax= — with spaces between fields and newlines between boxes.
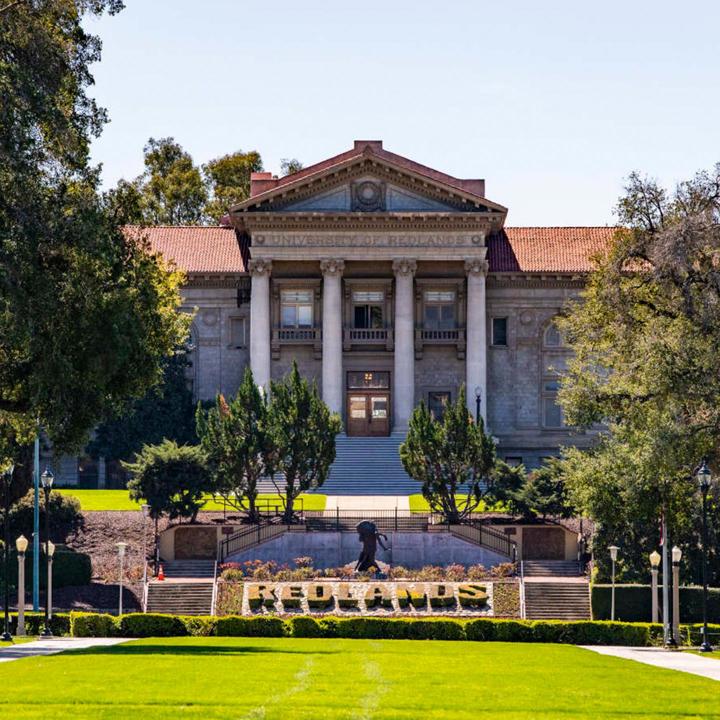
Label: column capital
xmin=248 ymin=258 xmax=272 ymax=276
xmin=464 ymin=258 xmax=489 ymax=277
xmin=392 ymin=258 xmax=417 ymax=277
xmin=320 ymin=258 xmax=345 ymax=276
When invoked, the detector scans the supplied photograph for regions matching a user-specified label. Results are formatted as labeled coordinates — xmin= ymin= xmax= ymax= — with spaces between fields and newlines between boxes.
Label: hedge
xmin=592 ymin=584 xmax=720 ymax=623
xmin=9 ymin=612 xmax=70 ymax=636
xmin=0 ymin=550 xmax=92 ymax=590
xmin=64 ymin=612 xmax=681 ymax=645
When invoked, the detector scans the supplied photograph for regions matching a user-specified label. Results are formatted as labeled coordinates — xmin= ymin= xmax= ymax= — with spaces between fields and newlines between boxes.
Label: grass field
xmin=56 ymin=489 xmax=327 ymax=512
xmin=0 ymin=637 xmax=717 ymax=719
xmin=408 ymin=494 xmax=504 ymax=513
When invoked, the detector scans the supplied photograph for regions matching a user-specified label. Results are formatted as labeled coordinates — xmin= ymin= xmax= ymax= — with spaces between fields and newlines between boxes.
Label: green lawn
xmin=408 ymin=494 xmax=504 ymax=513
xmin=56 ymin=489 xmax=327 ymax=512
xmin=0 ymin=637 xmax=717 ymax=719
xmin=0 ymin=636 xmax=36 ymax=647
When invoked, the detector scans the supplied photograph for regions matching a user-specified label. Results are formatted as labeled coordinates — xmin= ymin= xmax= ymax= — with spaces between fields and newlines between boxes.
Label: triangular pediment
xmin=232 ymin=147 xmax=507 ymax=218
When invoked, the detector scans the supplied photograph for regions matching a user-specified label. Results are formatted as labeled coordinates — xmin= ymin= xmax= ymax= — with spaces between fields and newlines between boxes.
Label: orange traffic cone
xmin=158 ymin=564 xmax=165 ymax=581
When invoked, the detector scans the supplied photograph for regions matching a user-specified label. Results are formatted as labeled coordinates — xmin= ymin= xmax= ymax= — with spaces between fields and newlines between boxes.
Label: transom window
xmin=352 ymin=291 xmax=384 ymax=329
xmin=428 ymin=391 xmax=451 ymax=421
xmin=423 ymin=290 xmax=455 ymax=330
xmin=281 ymin=290 xmax=313 ymax=328
xmin=544 ymin=323 xmax=564 ymax=347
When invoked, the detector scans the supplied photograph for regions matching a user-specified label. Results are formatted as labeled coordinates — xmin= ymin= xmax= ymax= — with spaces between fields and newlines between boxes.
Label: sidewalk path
xmin=0 ymin=637 xmax=127 ymax=664
xmin=582 ymin=645 xmax=720 ymax=681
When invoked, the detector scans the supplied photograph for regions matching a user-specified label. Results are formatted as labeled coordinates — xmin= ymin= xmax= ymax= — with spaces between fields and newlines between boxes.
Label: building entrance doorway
xmin=346 ymin=371 xmax=391 ymax=436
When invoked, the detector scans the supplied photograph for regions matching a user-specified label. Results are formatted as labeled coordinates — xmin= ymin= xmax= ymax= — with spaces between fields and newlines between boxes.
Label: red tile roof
xmin=126 ymin=226 xmax=246 ymax=273
xmin=128 ymin=225 xmax=616 ymax=275
xmin=492 ymin=227 xmax=615 ymax=273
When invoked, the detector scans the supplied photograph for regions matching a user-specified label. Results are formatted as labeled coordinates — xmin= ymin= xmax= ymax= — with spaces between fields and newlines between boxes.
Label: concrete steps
xmin=146 ymin=582 xmax=214 ymax=615
xmin=524 ymin=581 xmax=591 ymax=620
xmin=160 ymin=560 xmax=215 ymax=579
xmin=523 ymin=560 xmax=582 ymax=577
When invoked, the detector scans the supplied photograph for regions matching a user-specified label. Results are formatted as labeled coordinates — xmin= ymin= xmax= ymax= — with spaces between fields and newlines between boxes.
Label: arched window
xmin=543 ymin=322 xmax=563 ymax=347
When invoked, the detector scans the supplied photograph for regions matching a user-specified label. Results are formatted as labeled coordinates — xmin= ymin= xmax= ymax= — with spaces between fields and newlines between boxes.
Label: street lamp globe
xmin=649 ymin=550 xmax=661 ymax=568
xmin=40 ymin=467 xmax=54 ymax=490
xmin=609 ymin=545 xmax=619 ymax=562
xmin=474 ymin=386 xmax=481 ymax=400
xmin=15 ymin=535 xmax=28 ymax=554
xmin=671 ymin=545 xmax=682 ymax=563
xmin=696 ymin=459 xmax=712 ymax=491
xmin=116 ymin=542 xmax=128 ymax=557
xmin=46 ymin=541 xmax=55 ymax=558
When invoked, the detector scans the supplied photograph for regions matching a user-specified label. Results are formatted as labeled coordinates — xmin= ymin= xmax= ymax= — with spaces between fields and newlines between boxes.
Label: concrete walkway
xmin=325 ymin=495 xmax=410 ymax=511
xmin=0 ymin=637 xmax=127 ymax=664
xmin=582 ymin=645 xmax=720 ymax=681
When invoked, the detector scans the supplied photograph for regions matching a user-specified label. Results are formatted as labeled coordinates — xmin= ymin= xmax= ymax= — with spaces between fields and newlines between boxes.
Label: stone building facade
xmin=55 ymin=141 xmax=613 ymax=486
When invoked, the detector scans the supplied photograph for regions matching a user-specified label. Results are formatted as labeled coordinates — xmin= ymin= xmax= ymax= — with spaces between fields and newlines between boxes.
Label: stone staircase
xmin=522 ymin=560 xmax=582 ymax=577
xmin=523 ymin=581 xmax=591 ymax=620
xmin=319 ymin=432 xmax=417 ymax=495
xmin=145 ymin=560 xmax=215 ymax=615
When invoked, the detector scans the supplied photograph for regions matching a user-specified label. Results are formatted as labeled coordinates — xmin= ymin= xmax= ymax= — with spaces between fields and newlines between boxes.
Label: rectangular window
xmin=543 ymin=397 xmax=564 ymax=428
xmin=347 ymin=371 xmax=390 ymax=390
xmin=281 ymin=290 xmax=313 ymax=328
xmin=352 ymin=291 xmax=384 ymax=329
xmin=428 ymin=391 xmax=451 ymax=421
xmin=230 ymin=318 xmax=246 ymax=347
xmin=492 ymin=317 xmax=508 ymax=346
xmin=423 ymin=290 xmax=456 ymax=330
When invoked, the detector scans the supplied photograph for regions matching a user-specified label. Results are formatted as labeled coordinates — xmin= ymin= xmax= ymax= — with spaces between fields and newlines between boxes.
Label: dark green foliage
xmin=203 ymin=150 xmax=263 ymax=222
xmin=118 ymin=613 xmax=188 ymax=637
xmin=592 ymin=584 xmax=720 ymax=623
xmin=400 ymin=386 xmax=522 ymax=523
xmin=214 ymin=616 xmax=287 ymax=637
xmin=267 ymin=363 xmax=342 ymax=523
xmin=0 ymin=1 xmax=188 ymax=455
xmin=70 ymin=612 xmax=118 ymax=637
xmin=135 ymin=137 xmax=208 ymax=225
xmin=280 ymin=158 xmax=303 ymax=176
xmin=8 ymin=489 xmax=82 ymax=543
xmin=10 ymin=612 xmax=71 ymax=637
xmin=65 ymin=613 xmax=664 ymax=645
xmin=125 ymin=440 xmax=208 ymax=522
xmin=196 ymin=368 xmax=270 ymax=522
xmin=88 ymin=352 xmax=197 ymax=472
xmin=514 ymin=460 xmax=574 ymax=519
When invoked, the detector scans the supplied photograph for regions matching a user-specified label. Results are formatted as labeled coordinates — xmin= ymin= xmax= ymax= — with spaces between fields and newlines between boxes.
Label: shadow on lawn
xmin=65 ymin=643 xmax=339 ymax=657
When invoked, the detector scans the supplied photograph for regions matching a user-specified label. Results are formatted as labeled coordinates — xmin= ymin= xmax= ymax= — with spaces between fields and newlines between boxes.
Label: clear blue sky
xmin=87 ymin=1 xmax=720 ymax=226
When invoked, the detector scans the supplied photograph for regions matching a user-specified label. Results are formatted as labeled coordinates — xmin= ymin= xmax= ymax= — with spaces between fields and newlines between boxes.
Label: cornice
xmin=487 ymin=273 xmax=586 ymax=289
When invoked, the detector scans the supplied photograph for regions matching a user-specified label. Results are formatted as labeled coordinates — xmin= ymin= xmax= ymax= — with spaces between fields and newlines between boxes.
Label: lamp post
xmin=695 ymin=459 xmax=714 ymax=652
xmin=46 ymin=540 xmax=55 ymax=620
xmin=649 ymin=550 xmax=661 ymax=624
xmin=116 ymin=542 xmax=128 ymax=616
xmin=671 ymin=545 xmax=682 ymax=647
xmin=40 ymin=467 xmax=54 ymax=638
xmin=2 ymin=463 xmax=14 ymax=642
xmin=141 ymin=504 xmax=150 ymax=586
xmin=15 ymin=535 xmax=28 ymax=636
xmin=609 ymin=545 xmax=619 ymax=621
xmin=474 ymin=386 xmax=482 ymax=423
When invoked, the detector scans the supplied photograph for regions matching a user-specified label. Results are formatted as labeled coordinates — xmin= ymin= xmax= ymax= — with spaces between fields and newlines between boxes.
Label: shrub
xmin=492 ymin=582 xmax=521 ymax=618
xmin=119 ymin=613 xmax=188 ymax=637
xmin=290 ymin=616 xmax=323 ymax=637
xmin=70 ymin=612 xmax=118 ymax=637
xmin=428 ymin=584 xmax=455 ymax=609
xmin=336 ymin=583 xmax=359 ymax=609
xmin=246 ymin=584 xmax=276 ymax=610
xmin=465 ymin=618 xmax=497 ymax=641
xmin=215 ymin=582 xmax=243 ymax=616
xmin=9 ymin=490 xmax=82 ymax=543
xmin=467 ymin=564 xmax=488 ymax=581
xmin=294 ymin=556 xmax=313 ymax=568
xmin=445 ymin=564 xmax=466 ymax=581
xmin=221 ymin=568 xmax=244 ymax=582
xmin=490 ymin=562 xmax=516 ymax=579
xmin=592 ymin=584 xmax=720 ymax=623
xmin=11 ymin=612 xmax=70 ymax=636
xmin=493 ymin=620 xmax=534 ymax=642
xmin=214 ymin=615 xmax=286 ymax=637
xmin=306 ymin=583 xmax=334 ymax=610
xmin=184 ymin=616 xmax=217 ymax=636
xmin=458 ymin=584 xmax=488 ymax=608
xmin=279 ymin=585 xmax=303 ymax=609
xmin=1 ymin=548 xmax=91 ymax=591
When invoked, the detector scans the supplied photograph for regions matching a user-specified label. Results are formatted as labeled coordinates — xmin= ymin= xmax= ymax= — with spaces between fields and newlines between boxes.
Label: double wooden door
xmin=347 ymin=392 xmax=390 ymax=436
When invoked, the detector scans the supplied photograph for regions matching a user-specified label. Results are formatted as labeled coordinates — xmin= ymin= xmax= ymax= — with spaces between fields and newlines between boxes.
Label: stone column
xmin=393 ymin=259 xmax=417 ymax=430
xmin=465 ymin=258 xmax=488 ymax=425
xmin=320 ymin=259 xmax=345 ymax=416
xmin=248 ymin=258 xmax=272 ymax=391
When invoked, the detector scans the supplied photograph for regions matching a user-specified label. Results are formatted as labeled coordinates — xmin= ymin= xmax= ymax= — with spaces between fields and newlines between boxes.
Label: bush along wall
xmin=592 ymin=584 xmax=720 ymax=623
xmin=65 ymin=612 xmax=720 ymax=646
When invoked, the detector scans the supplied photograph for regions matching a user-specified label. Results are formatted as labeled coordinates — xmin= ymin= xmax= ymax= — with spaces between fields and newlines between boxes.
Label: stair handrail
xmin=142 ymin=566 xmax=149 ymax=613
xmin=219 ymin=517 xmax=295 ymax=561
xmin=210 ymin=559 xmax=219 ymax=616
xmin=519 ymin=560 xmax=526 ymax=619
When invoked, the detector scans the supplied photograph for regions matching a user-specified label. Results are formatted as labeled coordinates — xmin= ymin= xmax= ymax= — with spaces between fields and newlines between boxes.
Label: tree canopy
xmin=203 ymin=150 xmax=263 ymax=222
xmin=556 ymin=165 xmax=720 ymax=582
xmin=0 ymin=0 xmax=188 ymax=468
